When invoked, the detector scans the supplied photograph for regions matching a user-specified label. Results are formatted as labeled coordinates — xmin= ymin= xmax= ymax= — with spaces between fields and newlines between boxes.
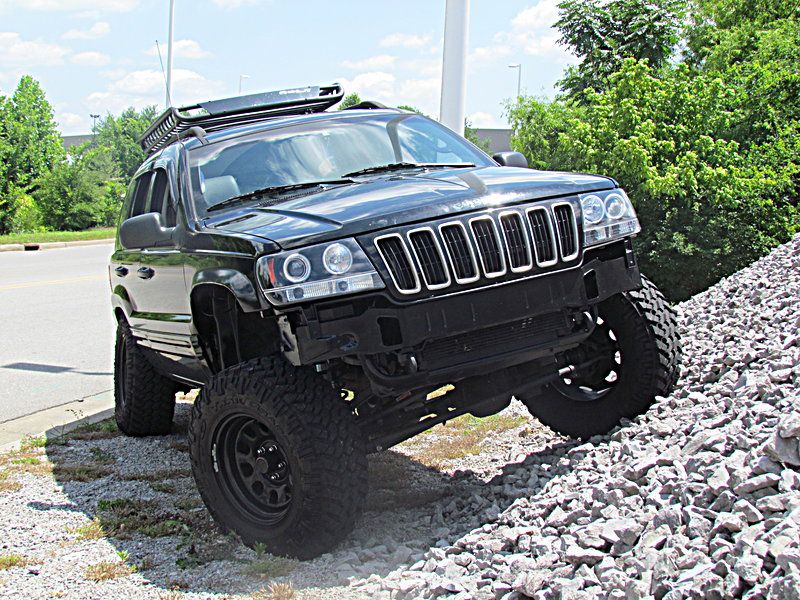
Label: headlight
xmin=256 ymin=238 xmax=384 ymax=306
xmin=322 ymin=243 xmax=353 ymax=275
xmin=580 ymin=189 xmax=640 ymax=247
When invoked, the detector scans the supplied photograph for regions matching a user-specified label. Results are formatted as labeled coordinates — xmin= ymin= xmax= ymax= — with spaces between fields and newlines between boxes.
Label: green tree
xmin=94 ymin=106 xmax=159 ymax=180
xmin=0 ymin=76 xmax=64 ymax=233
xmin=33 ymin=144 xmax=125 ymax=231
xmin=508 ymin=60 xmax=798 ymax=300
xmin=556 ymin=0 xmax=686 ymax=99
xmin=337 ymin=92 xmax=362 ymax=110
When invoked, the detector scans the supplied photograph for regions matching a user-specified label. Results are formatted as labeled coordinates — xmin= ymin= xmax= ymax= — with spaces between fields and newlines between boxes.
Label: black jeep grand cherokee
xmin=109 ymin=84 xmax=680 ymax=558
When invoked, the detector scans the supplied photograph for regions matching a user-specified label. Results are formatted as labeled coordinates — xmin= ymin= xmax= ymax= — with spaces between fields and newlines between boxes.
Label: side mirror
xmin=119 ymin=213 xmax=172 ymax=249
xmin=492 ymin=151 xmax=529 ymax=168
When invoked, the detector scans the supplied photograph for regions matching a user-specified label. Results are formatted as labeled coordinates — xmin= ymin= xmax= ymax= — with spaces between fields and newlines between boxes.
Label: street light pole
xmin=90 ymin=114 xmax=100 ymax=145
xmin=439 ymin=0 xmax=470 ymax=136
xmin=166 ymin=0 xmax=175 ymax=108
xmin=508 ymin=63 xmax=522 ymax=100
xmin=239 ymin=75 xmax=250 ymax=95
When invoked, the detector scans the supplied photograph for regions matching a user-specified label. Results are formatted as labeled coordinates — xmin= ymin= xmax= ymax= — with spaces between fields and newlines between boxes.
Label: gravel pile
xmin=365 ymin=234 xmax=800 ymax=599
xmin=0 ymin=234 xmax=798 ymax=599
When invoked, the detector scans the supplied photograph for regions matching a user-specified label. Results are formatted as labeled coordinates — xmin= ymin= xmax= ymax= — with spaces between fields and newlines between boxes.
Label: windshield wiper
xmin=206 ymin=179 xmax=356 ymax=212
xmin=342 ymin=162 xmax=475 ymax=178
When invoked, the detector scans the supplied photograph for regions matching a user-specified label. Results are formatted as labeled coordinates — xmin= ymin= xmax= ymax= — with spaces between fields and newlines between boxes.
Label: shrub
xmin=508 ymin=60 xmax=798 ymax=300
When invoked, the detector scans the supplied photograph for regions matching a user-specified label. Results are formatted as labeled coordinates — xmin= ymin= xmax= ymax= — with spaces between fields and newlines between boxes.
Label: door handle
xmin=114 ymin=266 xmax=129 ymax=277
xmin=137 ymin=267 xmax=155 ymax=279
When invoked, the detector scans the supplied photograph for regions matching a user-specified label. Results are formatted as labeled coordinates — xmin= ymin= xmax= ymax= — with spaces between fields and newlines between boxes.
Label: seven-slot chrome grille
xmin=373 ymin=201 xmax=580 ymax=296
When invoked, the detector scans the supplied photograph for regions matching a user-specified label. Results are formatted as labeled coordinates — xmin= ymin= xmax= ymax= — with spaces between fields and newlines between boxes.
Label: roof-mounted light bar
xmin=139 ymin=83 xmax=344 ymax=155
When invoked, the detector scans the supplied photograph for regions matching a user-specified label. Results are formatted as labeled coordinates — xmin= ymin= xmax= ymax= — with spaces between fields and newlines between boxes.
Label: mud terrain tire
xmin=521 ymin=276 xmax=680 ymax=439
xmin=189 ymin=357 xmax=367 ymax=559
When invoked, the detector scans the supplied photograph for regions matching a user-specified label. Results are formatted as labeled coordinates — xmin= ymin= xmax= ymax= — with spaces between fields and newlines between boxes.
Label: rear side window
xmin=128 ymin=169 xmax=177 ymax=227
xmin=129 ymin=172 xmax=153 ymax=218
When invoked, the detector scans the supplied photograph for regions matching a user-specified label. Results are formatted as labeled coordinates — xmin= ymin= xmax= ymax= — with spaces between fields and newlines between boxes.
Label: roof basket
xmin=139 ymin=83 xmax=344 ymax=155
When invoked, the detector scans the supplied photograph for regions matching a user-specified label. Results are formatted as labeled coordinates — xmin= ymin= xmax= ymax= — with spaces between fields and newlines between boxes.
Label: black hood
xmin=204 ymin=166 xmax=615 ymax=250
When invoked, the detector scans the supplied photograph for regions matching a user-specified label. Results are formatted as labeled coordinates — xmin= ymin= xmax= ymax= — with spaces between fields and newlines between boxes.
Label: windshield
xmin=187 ymin=113 xmax=493 ymax=214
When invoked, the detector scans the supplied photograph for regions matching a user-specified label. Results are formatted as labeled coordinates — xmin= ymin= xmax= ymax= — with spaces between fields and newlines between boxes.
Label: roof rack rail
xmin=139 ymin=83 xmax=344 ymax=155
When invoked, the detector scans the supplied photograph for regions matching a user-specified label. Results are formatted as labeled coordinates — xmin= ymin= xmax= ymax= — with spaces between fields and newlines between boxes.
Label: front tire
xmin=114 ymin=320 xmax=178 ymax=436
xmin=520 ymin=276 xmax=680 ymax=439
xmin=188 ymin=357 xmax=368 ymax=559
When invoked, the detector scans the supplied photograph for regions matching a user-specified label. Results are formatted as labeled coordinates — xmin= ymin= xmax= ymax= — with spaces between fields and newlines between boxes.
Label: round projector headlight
xmin=581 ymin=195 xmax=605 ymax=225
xmin=323 ymin=243 xmax=353 ymax=275
xmin=605 ymin=193 xmax=627 ymax=220
xmin=283 ymin=253 xmax=311 ymax=283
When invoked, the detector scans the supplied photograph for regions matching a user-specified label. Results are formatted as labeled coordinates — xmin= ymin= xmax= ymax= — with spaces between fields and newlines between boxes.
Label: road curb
xmin=0 ymin=390 xmax=114 ymax=453
xmin=0 ymin=238 xmax=114 ymax=252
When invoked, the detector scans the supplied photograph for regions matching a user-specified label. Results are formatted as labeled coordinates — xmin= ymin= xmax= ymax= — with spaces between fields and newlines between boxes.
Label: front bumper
xmin=279 ymin=240 xmax=640 ymax=385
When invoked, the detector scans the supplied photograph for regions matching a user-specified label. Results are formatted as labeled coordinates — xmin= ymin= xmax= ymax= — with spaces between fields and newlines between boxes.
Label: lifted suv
xmin=110 ymin=84 xmax=680 ymax=558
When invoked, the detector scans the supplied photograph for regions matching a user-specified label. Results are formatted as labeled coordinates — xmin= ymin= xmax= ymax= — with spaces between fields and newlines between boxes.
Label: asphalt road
xmin=0 ymin=244 xmax=116 ymax=423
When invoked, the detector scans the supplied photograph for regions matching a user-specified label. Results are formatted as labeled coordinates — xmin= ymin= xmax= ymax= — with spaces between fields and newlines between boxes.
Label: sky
xmin=0 ymin=0 xmax=576 ymax=135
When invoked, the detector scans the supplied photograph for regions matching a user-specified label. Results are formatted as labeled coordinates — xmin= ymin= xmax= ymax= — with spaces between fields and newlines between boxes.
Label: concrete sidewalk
xmin=0 ymin=389 xmax=114 ymax=452
xmin=0 ymin=238 xmax=114 ymax=252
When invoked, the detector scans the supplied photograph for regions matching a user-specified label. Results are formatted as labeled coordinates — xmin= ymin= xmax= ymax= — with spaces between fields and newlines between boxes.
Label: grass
xmin=69 ymin=518 xmax=105 ymax=541
xmin=121 ymin=467 xmax=192 ymax=482
xmin=95 ymin=498 xmax=188 ymax=539
xmin=84 ymin=560 xmax=132 ymax=582
xmin=411 ymin=412 xmax=528 ymax=469
xmin=52 ymin=464 xmax=112 ymax=482
xmin=252 ymin=582 xmax=296 ymax=600
xmin=0 ymin=553 xmax=27 ymax=570
xmin=66 ymin=419 xmax=120 ymax=441
xmin=89 ymin=447 xmax=115 ymax=465
xmin=243 ymin=555 xmax=297 ymax=579
xmin=0 ymin=227 xmax=116 ymax=245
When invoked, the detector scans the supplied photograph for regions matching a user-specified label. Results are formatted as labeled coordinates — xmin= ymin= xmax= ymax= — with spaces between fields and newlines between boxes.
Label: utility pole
xmin=166 ymin=0 xmax=175 ymax=108
xmin=439 ymin=0 xmax=469 ymax=136
xmin=239 ymin=75 xmax=250 ymax=95
xmin=509 ymin=63 xmax=522 ymax=100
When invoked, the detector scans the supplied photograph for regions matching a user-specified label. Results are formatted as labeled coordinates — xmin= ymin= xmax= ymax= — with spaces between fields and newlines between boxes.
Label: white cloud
xmin=146 ymin=39 xmax=211 ymax=60
xmin=468 ymin=111 xmax=502 ymax=128
xmin=339 ymin=72 xmax=396 ymax=102
xmin=62 ymin=21 xmax=110 ymax=40
xmin=512 ymin=0 xmax=560 ymax=30
xmin=87 ymin=68 xmax=224 ymax=113
xmin=0 ymin=32 xmax=69 ymax=68
xmin=341 ymin=54 xmax=396 ymax=71
xmin=380 ymin=33 xmax=432 ymax=49
xmin=469 ymin=44 xmax=513 ymax=64
xmin=398 ymin=77 xmax=440 ymax=116
xmin=56 ymin=111 xmax=87 ymax=132
xmin=70 ymin=51 xmax=110 ymax=66
xmin=0 ymin=0 xmax=138 ymax=12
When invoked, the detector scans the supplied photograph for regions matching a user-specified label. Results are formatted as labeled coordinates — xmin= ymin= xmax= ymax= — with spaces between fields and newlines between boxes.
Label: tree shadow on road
xmin=37 ymin=399 xmax=579 ymax=596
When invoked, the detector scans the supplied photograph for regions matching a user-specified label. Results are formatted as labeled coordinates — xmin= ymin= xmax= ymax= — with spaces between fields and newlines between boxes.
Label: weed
xmin=0 ymin=471 xmax=21 ymax=493
xmin=52 ymin=465 xmax=112 ymax=482
xmin=121 ymin=468 xmax=192 ymax=482
xmin=411 ymin=413 xmax=527 ymax=469
xmin=89 ymin=447 xmax=115 ymax=465
xmin=0 ymin=554 xmax=27 ymax=570
xmin=151 ymin=481 xmax=176 ymax=493
xmin=67 ymin=420 xmax=120 ymax=441
xmin=242 ymin=555 xmax=297 ymax=579
xmin=84 ymin=561 xmax=131 ymax=581
xmin=69 ymin=518 xmax=105 ymax=540
xmin=175 ymin=497 xmax=202 ymax=511
xmin=95 ymin=498 xmax=187 ymax=539
xmin=252 ymin=582 xmax=296 ymax=600
xmin=167 ymin=439 xmax=189 ymax=452
xmin=19 ymin=435 xmax=47 ymax=452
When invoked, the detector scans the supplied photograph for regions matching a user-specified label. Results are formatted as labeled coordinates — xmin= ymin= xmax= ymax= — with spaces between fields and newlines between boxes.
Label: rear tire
xmin=520 ymin=276 xmax=680 ymax=439
xmin=188 ymin=357 xmax=367 ymax=559
xmin=114 ymin=320 xmax=178 ymax=436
